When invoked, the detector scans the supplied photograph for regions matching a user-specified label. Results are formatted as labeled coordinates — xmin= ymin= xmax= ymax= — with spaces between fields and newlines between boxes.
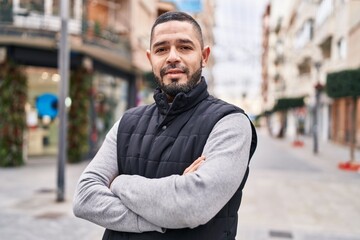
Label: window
xmin=316 ymin=0 xmax=334 ymax=26
xmin=18 ymin=0 xmax=75 ymax=17
xmin=295 ymin=19 xmax=314 ymax=49
xmin=319 ymin=36 xmax=332 ymax=59
xmin=19 ymin=0 xmax=45 ymax=14
xmin=52 ymin=0 xmax=75 ymax=18
xmin=298 ymin=57 xmax=312 ymax=76
xmin=337 ymin=37 xmax=347 ymax=60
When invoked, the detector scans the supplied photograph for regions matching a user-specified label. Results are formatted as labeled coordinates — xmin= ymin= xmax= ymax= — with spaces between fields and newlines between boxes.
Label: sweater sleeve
xmin=110 ymin=113 xmax=252 ymax=229
xmin=72 ymin=120 xmax=164 ymax=233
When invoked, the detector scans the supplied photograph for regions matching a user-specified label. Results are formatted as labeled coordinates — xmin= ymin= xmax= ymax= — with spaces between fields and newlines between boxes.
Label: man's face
xmin=147 ymin=21 xmax=210 ymax=98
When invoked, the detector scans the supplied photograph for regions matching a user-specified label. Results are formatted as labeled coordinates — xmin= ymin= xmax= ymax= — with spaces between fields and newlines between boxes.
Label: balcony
xmin=0 ymin=13 xmax=132 ymax=71
xmin=81 ymin=22 xmax=132 ymax=62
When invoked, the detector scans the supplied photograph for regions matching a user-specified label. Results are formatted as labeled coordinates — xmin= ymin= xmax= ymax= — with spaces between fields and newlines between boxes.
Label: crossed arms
xmin=73 ymin=113 xmax=252 ymax=232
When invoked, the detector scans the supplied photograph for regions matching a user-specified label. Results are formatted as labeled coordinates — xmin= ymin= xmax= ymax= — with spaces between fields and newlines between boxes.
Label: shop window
xmin=92 ymin=73 xmax=128 ymax=143
xmin=26 ymin=67 xmax=60 ymax=156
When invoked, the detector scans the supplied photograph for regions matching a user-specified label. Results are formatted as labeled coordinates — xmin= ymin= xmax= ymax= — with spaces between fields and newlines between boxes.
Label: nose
xmin=166 ymin=47 xmax=180 ymax=64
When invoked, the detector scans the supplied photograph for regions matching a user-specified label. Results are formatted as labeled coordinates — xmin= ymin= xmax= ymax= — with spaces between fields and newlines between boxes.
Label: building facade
xmin=262 ymin=0 xmax=360 ymax=147
xmin=0 ymin=0 xmax=181 ymax=157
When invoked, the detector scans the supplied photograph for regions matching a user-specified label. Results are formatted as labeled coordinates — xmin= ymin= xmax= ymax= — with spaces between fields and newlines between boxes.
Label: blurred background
xmin=0 ymin=0 xmax=360 ymax=239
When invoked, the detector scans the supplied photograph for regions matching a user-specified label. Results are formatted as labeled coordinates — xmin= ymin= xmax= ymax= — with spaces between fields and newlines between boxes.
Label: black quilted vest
xmin=103 ymin=79 xmax=257 ymax=240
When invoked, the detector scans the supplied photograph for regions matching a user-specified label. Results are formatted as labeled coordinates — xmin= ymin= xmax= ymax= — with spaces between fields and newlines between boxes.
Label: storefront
xmin=26 ymin=67 xmax=60 ymax=155
xmin=24 ymin=65 xmax=130 ymax=157
xmin=0 ymin=42 xmax=135 ymax=158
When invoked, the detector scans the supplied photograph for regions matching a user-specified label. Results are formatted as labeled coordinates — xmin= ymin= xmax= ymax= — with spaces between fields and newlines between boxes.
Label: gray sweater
xmin=73 ymin=113 xmax=252 ymax=233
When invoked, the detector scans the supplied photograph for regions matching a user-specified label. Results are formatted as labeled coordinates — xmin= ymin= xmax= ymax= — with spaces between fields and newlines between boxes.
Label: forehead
xmin=151 ymin=21 xmax=201 ymax=47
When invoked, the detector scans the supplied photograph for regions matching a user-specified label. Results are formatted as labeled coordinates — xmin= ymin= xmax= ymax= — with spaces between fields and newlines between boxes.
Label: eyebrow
xmin=177 ymin=39 xmax=196 ymax=47
xmin=152 ymin=38 xmax=196 ymax=49
xmin=152 ymin=40 xmax=168 ymax=49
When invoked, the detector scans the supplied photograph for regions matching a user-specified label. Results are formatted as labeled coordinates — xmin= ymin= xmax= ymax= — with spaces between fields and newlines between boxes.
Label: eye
xmin=155 ymin=48 xmax=167 ymax=54
xmin=180 ymin=46 xmax=192 ymax=51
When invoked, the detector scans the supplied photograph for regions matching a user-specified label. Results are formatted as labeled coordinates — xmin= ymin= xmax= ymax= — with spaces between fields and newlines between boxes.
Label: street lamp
xmin=313 ymin=62 xmax=323 ymax=154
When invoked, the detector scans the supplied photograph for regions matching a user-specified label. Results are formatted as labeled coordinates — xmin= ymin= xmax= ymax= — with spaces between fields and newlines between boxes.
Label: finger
xmin=183 ymin=156 xmax=204 ymax=174
xmin=183 ymin=156 xmax=206 ymax=174
xmin=183 ymin=159 xmax=200 ymax=174
xmin=190 ymin=160 xmax=204 ymax=172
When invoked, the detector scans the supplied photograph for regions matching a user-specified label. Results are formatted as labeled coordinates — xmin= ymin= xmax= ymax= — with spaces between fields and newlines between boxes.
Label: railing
xmin=0 ymin=17 xmax=131 ymax=61
xmin=0 ymin=23 xmax=57 ymax=40
xmin=82 ymin=35 xmax=131 ymax=60
xmin=81 ymin=20 xmax=132 ymax=60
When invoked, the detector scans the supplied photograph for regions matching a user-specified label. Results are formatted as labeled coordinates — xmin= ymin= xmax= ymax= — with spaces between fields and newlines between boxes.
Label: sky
xmin=212 ymin=0 xmax=269 ymax=113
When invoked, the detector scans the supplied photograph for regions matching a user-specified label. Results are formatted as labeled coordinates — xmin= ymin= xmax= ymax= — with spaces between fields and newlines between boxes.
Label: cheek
xmin=151 ymin=60 xmax=163 ymax=72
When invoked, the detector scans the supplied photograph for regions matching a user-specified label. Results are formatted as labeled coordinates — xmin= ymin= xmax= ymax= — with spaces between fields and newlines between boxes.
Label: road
xmin=237 ymin=129 xmax=360 ymax=240
xmin=0 ymin=128 xmax=359 ymax=240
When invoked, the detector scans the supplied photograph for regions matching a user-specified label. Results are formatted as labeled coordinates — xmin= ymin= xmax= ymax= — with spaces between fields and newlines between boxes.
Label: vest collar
xmin=153 ymin=77 xmax=209 ymax=116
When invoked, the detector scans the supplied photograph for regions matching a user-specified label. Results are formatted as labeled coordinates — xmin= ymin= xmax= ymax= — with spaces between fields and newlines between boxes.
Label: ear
xmin=146 ymin=49 xmax=152 ymax=64
xmin=201 ymin=46 xmax=211 ymax=68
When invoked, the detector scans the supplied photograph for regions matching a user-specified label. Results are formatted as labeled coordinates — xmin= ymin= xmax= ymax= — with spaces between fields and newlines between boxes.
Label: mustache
xmin=160 ymin=64 xmax=189 ymax=78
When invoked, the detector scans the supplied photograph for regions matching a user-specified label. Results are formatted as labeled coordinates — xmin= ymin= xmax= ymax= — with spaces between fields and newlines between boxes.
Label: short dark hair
xmin=150 ymin=11 xmax=204 ymax=48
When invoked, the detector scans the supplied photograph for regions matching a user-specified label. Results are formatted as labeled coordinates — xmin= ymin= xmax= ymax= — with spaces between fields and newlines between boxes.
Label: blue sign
xmin=164 ymin=0 xmax=202 ymax=13
xmin=36 ymin=93 xmax=58 ymax=119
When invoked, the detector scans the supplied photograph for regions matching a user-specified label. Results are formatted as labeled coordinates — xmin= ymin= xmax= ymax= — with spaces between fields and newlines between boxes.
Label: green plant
xmin=94 ymin=21 xmax=102 ymax=37
xmin=0 ymin=62 xmax=27 ymax=167
xmin=272 ymin=97 xmax=305 ymax=112
xmin=67 ymin=67 xmax=92 ymax=163
xmin=0 ymin=0 xmax=13 ymax=23
xmin=326 ymin=69 xmax=360 ymax=98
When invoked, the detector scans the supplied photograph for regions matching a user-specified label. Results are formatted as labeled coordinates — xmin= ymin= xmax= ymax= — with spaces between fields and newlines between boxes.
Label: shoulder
xmin=214 ymin=113 xmax=252 ymax=134
xmin=214 ymin=113 xmax=257 ymax=159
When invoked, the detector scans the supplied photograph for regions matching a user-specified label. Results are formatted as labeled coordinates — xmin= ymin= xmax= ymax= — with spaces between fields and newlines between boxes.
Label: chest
xmin=117 ymin=111 xmax=213 ymax=178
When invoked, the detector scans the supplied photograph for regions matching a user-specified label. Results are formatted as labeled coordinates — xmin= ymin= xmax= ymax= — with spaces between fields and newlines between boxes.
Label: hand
xmin=183 ymin=156 xmax=205 ymax=175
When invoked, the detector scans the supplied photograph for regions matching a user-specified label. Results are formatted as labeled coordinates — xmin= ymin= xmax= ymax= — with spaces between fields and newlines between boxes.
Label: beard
xmin=154 ymin=62 xmax=202 ymax=97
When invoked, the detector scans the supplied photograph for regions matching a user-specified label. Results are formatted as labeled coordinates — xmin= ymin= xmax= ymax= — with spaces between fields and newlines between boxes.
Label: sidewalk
xmin=1 ymin=132 xmax=360 ymax=240
xmin=0 ymin=157 xmax=104 ymax=240
xmin=279 ymin=131 xmax=360 ymax=173
xmin=237 ymin=128 xmax=360 ymax=240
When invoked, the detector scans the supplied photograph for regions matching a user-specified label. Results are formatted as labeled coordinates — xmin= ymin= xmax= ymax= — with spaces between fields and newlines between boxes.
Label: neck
xmin=167 ymin=94 xmax=175 ymax=103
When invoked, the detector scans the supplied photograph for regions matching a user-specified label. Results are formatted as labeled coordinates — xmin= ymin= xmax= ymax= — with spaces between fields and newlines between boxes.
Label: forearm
xmin=73 ymin=121 xmax=163 ymax=233
xmin=111 ymin=113 xmax=252 ymax=229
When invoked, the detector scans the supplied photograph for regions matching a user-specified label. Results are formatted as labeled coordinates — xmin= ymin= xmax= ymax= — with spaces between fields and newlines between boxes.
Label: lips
xmin=160 ymin=65 xmax=189 ymax=78
xmin=165 ymin=69 xmax=184 ymax=75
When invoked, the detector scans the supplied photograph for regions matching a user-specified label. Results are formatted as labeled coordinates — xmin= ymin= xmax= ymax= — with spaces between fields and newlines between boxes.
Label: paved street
xmin=1 ymin=128 xmax=360 ymax=240
xmin=0 ymin=158 xmax=104 ymax=240
xmin=237 ymin=129 xmax=360 ymax=240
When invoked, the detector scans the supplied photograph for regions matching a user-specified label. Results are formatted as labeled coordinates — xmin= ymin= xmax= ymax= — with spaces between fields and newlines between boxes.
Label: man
xmin=73 ymin=11 xmax=257 ymax=240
